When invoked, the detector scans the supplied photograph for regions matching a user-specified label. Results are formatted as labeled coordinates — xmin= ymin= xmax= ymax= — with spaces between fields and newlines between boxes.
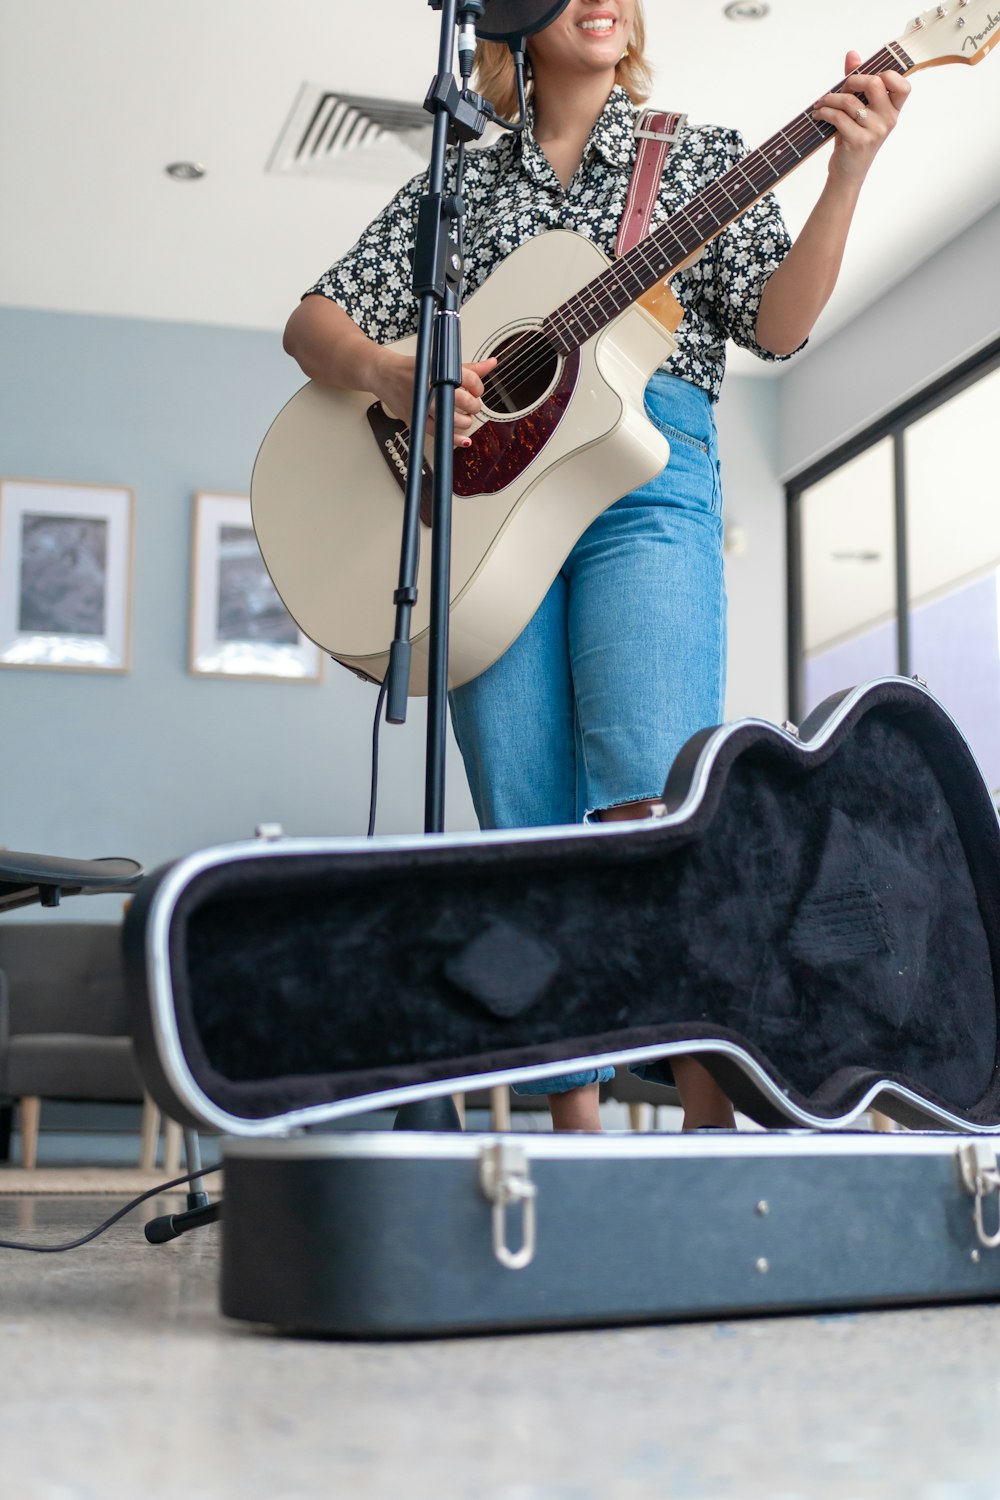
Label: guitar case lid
xmin=123 ymin=677 xmax=1000 ymax=1136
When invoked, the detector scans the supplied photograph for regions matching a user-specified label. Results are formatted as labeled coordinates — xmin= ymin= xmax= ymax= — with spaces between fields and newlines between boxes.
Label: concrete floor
xmin=3 ymin=1186 xmax=1000 ymax=1500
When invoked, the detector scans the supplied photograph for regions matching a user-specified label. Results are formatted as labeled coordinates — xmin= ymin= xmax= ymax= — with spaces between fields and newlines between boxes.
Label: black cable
xmin=512 ymin=46 xmax=528 ymax=129
xmin=0 ymin=1163 xmax=223 ymax=1254
xmin=367 ymin=677 xmax=389 ymax=837
xmin=480 ymin=45 xmax=528 ymax=132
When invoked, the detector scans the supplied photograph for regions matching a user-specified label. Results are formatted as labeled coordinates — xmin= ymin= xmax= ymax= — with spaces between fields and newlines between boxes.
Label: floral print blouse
xmin=305 ymin=85 xmax=800 ymax=402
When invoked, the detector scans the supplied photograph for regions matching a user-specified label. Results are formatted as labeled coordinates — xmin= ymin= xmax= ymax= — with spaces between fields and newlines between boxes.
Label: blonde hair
xmin=473 ymin=2 xmax=653 ymax=122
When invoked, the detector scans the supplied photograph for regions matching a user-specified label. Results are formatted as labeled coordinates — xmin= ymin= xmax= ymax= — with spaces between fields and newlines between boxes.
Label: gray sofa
xmin=0 ymin=921 xmax=147 ymax=1168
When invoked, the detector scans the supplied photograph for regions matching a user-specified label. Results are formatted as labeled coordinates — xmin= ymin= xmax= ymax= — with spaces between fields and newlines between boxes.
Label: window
xmin=788 ymin=339 xmax=1000 ymax=795
xmin=800 ymin=439 xmax=897 ymax=714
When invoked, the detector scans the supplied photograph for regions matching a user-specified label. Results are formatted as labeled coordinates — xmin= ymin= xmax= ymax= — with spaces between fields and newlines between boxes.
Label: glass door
xmin=800 ymin=439 xmax=897 ymax=717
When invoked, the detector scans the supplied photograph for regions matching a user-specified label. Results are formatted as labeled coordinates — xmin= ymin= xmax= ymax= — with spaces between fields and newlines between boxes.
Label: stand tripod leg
xmin=145 ymin=1199 xmax=222 ymax=1245
xmin=143 ymin=1128 xmax=216 ymax=1245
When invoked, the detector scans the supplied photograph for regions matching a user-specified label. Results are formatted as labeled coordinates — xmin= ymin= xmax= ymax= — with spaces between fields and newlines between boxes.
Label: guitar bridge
xmin=366 ymin=403 xmax=435 ymax=529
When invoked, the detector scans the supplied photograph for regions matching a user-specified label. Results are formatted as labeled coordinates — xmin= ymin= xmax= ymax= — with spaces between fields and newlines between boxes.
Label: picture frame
xmin=0 ymin=477 xmax=134 ymax=672
xmin=189 ymin=491 xmax=323 ymax=681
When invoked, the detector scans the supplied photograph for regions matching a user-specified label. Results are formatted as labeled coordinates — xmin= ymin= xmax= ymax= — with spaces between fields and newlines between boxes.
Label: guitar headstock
xmin=898 ymin=0 xmax=1000 ymax=68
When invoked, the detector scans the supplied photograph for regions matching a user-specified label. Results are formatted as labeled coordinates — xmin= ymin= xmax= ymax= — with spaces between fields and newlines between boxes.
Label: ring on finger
xmin=855 ymin=104 xmax=868 ymax=123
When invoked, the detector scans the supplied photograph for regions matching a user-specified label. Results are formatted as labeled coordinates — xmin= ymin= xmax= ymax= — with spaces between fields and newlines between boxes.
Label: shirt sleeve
xmin=304 ymin=167 xmax=430 ymax=345
xmin=696 ymin=128 xmax=806 ymax=364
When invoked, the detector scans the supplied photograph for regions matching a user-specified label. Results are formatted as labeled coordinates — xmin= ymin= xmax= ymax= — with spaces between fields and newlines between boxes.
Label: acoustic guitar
xmin=251 ymin=3 xmax=999 ymax=692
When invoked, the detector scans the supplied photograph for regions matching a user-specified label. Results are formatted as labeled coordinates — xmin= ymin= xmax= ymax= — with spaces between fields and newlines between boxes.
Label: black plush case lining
xmin=125 ymin=679 xmax=1000 ymax=1131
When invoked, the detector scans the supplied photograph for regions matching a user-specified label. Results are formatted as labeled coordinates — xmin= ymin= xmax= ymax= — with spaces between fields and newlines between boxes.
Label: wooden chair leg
xmin=490 ymin=1085 xmax=512 ymax=1132
xmin=19 ymin=1096 xmax=41 ymax=1170
xmin=163 ymin=1119 xmax=183 ymax=1177
xmin=870 ymin=1110 xmax=897 ymax=1133
xmin=139 ymin=1095 xmax=161 ymax=1171
xmin=628 ymin=1101 xmax=650 ymax=1133
xmin=451 ymin=1093 xmax=467 ymax=1129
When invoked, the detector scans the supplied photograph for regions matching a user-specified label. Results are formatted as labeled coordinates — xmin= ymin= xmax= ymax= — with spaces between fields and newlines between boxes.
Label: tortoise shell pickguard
xmin=452 ymin=350 xmax=581 ymax=499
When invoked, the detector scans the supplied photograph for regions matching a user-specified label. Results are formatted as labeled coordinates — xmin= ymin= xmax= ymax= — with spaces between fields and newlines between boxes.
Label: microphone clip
xmin=423 ymin=74 xmax=492 ymax=145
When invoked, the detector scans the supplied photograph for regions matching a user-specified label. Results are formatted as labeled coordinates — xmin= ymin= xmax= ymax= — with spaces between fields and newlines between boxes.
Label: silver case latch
xmin=958 ymin=1141 xmax=1000 ymax=1250
xmin=479 ymin=1140 xmax=538 ymax=1271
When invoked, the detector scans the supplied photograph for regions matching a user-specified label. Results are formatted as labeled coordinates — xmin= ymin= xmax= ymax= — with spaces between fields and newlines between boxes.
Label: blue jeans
xmin=449 ymin=371 xmax=726 ymax=1096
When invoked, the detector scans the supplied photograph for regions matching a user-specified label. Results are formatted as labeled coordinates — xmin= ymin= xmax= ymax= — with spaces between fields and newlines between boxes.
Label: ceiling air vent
xmin=267 ymin=84 xmax=433 ymax=178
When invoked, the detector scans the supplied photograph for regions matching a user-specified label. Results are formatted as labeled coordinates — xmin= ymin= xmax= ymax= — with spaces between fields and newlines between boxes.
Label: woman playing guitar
xmin=283 ymin=0 xmax=909 ymax=1132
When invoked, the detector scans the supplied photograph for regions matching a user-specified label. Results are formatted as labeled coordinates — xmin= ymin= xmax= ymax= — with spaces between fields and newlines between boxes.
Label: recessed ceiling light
xmin=165 ymin=161 xmax=207 ymax=181
xmin=724 ymin=1 xmax=770 ymax=19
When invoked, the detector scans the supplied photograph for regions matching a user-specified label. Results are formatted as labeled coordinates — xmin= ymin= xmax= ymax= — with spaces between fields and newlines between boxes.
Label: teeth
xmin=579 ymin=18 xmax=615 ymax=31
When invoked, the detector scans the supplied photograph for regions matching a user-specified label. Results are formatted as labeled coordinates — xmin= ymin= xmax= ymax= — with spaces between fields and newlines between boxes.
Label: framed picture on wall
xmin=0 ymin=477 xmax=134 ymax=672
xmin=189 ymin=491 xmax=323 ymax=681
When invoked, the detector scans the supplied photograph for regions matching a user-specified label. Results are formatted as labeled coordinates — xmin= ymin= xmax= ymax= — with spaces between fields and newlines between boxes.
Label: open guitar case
xmin=123 ymin=676 xmax=1000 ymax=1336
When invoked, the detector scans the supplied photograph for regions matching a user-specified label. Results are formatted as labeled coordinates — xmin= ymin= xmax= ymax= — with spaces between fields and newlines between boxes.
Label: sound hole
xmin=481 ymin=329 xmax=560 ymax=417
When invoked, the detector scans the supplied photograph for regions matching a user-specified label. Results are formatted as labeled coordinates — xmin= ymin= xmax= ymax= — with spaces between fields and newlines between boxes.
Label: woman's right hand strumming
xmin=284 ymin=294 xmax=495 ymax=449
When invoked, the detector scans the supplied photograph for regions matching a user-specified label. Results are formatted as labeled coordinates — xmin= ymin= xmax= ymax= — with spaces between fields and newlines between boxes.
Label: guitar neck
xmin=542 ymin=43 xmax=915 ymax=355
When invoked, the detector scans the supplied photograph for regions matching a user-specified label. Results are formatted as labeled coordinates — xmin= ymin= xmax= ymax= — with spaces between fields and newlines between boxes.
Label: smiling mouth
xmin=577 ymin=18 xmax=617 ymax=35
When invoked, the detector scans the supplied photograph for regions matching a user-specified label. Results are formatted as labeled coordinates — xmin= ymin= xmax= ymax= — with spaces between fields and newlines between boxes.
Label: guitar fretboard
xmin=542 ymin=44 xmax=913 ymax=354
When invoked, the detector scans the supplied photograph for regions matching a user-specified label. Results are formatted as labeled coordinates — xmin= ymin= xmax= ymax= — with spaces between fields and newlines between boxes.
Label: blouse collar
xmin=519 ymin=84 xmax=638 ymax=183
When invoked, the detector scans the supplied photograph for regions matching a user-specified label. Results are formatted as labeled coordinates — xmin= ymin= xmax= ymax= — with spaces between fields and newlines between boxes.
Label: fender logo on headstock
xmin=964 ymin=9 xmax=1000 ymax=53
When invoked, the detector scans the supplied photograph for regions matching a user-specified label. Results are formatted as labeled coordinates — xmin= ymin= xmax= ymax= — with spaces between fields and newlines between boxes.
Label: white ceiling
xmin=2 ymin=0 xmax=998 ymax=377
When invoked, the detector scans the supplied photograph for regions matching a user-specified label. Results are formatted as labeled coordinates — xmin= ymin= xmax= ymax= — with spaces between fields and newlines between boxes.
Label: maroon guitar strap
xmin=616 ymin=108 xmax=688 ymax=259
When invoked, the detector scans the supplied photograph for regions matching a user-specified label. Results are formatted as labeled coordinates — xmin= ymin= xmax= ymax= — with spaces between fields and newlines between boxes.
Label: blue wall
xmin=0 ymin=306 xmax=477 ymax=915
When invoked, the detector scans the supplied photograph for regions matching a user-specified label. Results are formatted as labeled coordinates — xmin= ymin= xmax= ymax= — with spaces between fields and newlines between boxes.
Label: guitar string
xmin=472 ymin=109 xmax=873 ymax=406
xmin=546 ymin=51 xmax=900 ymax=349
xmin=548 ymin=50 xmax=902 ymax=351
xmin=485 ymin=51 xmax=902 ymax=393
xmin=464 ymin=109 xmax=837 ymax=398
xmin=552 ymin=50 xmax=900 ymax=337
xmin=388 ymin=49 xmax=905 ymax=444
xmin=468 ymin=51 xmax=900 ymax=398
xmin=396 ymin=83 xmax=831 ymax=478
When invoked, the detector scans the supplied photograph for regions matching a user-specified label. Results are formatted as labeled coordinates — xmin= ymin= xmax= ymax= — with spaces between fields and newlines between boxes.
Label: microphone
xmin=475 ymin=0 xmax=570 ymax=43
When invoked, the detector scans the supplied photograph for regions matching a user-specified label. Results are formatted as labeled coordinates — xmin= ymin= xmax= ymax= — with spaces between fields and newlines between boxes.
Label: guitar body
xmin=251 ymin=230 xmax=677 ymax=691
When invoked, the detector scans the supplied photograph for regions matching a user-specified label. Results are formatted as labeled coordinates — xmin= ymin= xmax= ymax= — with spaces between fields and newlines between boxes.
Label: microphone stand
xmin=383 ymin=0 xmax=492 ymax=834
xmin=141 ymin=17 xmax=531 ymax=1243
